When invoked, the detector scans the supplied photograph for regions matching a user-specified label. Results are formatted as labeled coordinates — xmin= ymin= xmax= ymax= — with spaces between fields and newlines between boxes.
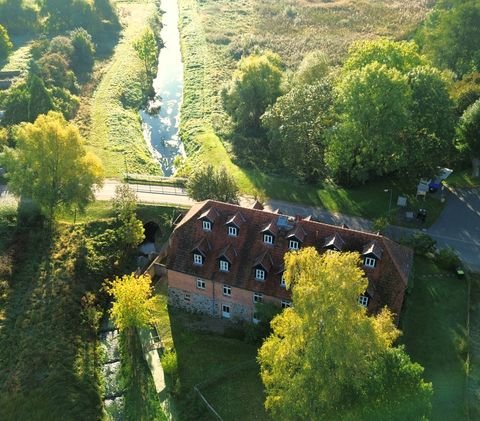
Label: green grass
xmin=0 ymin=34 xmax=33 ymax=72
xmin=444 ymin=168 xmax=480 ymax=189
xmin=401 ymin=257 xmax=469 ymax=420
xmin=86 ymin=0 xmax=162 ymax=178
xmin=169 ymin=309 xmax=266 ymax=420
xmin=121 ymin=331 xmax=168 ymax=421
xmin=468 ymin=275 xmax=480 ymax=419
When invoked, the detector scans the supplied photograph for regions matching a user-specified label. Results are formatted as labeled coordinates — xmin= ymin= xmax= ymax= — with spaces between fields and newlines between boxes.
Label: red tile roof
xmin=166 ymin=200 xmax=413 ymax=316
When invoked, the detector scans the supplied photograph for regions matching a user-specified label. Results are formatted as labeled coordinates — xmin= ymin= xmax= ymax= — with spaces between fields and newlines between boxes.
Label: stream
xmin=140 ymin=0 xmax=185 ymax=177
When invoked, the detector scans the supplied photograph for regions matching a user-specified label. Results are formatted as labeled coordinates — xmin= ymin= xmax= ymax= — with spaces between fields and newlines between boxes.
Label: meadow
xmin=81 ymin=0 xmax=163 ymax=178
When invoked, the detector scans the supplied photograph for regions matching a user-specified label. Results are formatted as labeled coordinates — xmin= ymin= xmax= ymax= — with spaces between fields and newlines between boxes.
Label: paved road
xmin=427 ymin=188 xmax=480 ymax=271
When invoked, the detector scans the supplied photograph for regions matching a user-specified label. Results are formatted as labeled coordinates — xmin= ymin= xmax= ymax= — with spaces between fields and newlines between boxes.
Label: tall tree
xmin=186 ymin=164 xmax=239 ymax=203
xmin=327 ymin=62 xmax=411 ymax=183
xmin=0 ymin=24 xmax=12 ymax=61
xmin=133 ymin=28 xmax=158 ymax=80
xmin=294 ymin=50 xmax=329 ymax=86
xmin=418 ymin=0 xmax=480 ymax=76
xmin=222 ymin=52 xmax=283 ymax=135
xmin=70 ymin=28 xmax=95 ymax=76
xmin=105 ymin=273 xmax=160 ymax=333
xmin=344 ymin=38 xmax=425 ymax=73
xmin=262 ymin=80 xmax=334 ymax=181
xmin=4 ymin=111 xmax=104 ymax=221
xmin=258 ymin=248 xmax=432 ymax=420
xmin=456 ymin=99 xmax=480 ymax=175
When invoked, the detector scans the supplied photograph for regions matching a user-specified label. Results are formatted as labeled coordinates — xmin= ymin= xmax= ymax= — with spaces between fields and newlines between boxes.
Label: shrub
xmin=402 ymin=232 xmax=436 ymax=255
xmin=435 ymin=247 xmax=461 ymax=272
xmin=161 ymin=349 xmax=178 ymax=376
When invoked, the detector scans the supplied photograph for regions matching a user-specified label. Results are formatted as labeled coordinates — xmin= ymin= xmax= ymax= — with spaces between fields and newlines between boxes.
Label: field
xmin=82 ymin=0 xmax=163 ymax=177
xmin=401 ymin=257 xmax=469 ymax=420
xmin=177 ymin=0 xmax=437 ymax=214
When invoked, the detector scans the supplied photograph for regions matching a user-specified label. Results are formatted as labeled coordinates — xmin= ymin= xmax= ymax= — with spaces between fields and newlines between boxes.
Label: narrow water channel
xmin=140 ymin=0 xmax=185 ymax=177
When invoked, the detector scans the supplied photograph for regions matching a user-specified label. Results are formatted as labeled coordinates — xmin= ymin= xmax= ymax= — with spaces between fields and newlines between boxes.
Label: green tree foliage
xmin=294 ymin=50 xmax=329 ymax=86
xmin=344 ymin=38 xmax=425 ymax=73
xmin=258 ymin=248 xmax=432 ymax=420
xmin=4 ymin=111 xmax=104 ymax=220
xmin=262 ymin=80 xmax=334 ymax=181
xmin=105 ymin=273 xmax=161 ymax=332
xmin=456 ymin=99 xmax=480 ymax=159
xmin=2 ymin=75 xmax=53 ymax=125
xmin=186 ymin=164 xmax=239 ymax=203
xmin=327 ymin=39 xmax=456 ymax=184
xmin=222 ymin=53 xmax=283 ymax=134
xmin=133 ymin=28 xmax=158 ymax=80
xmin=451 ymin=72 xmax=480 ymax=115
xmin=48 ymin=35 xmax=74 ymax=63
xmin=418 ymin=0 xmax=480 ymax=76
xmin=327 ymin=62 xmax=411 ymax=183
xmin=0 ymin=24 xmax=12 ymax=61
xmin=36 ymin=52 xmax=78 ymax=91
xmin=0 ymin=0 xmax=38 ymax=35
xmin=112 ymin=184 xmax=145 ymax=249
xmin=70 ymin=28 xmax=95 ymax=76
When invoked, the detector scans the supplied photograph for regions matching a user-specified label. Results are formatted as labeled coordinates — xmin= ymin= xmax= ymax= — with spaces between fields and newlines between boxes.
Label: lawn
xmin=168 ymin=309 xmax=266 ymax=420
xmin=401 ymin=257 xmax=469 ymax=420
xmin=84 ymin=0 xmax=163 ymax=177
xmin=177 ymin=0 xmax=440 ymax=220
xmin=0 ymin=34 xmax=33 ymax=72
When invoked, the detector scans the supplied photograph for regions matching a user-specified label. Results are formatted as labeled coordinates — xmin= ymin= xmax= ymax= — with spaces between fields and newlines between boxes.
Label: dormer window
xmin=203 ymin=220 xmax=212 ymax=231
xmin=263 ymin=234 xmax=274 ymax=245
xmin=193 ymin=253 xmax=203 ymax=265
xmin=253 ymin=292 xmax=263 ymax=303
xmin=289 ymin=240 xmax=299 ymax=250
xmin=228 ymin=226 xmax=238 ymax=237
xmin=280 ymin=273 xmax=286 ymax=288
xmin=219 ymin=260 xmax=230 ymax=272
xmin=255 ymin=268 xmax=266 ymax=281
xmin=358 ymin=295 xmax=369 ymax=307
xmin=281 ymin=300 xmax=292 ymax=309
xmin=364 ymin=257 xmax=376 ymax=268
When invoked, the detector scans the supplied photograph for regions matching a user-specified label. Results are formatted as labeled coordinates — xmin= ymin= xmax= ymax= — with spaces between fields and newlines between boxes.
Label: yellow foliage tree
xmin=105 ymin=273 xmax=160 ymax=333
xmin=258 ymin=248 xmax=432 ymax=420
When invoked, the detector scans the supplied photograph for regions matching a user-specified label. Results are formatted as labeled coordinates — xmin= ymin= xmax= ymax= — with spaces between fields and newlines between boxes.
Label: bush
xmin=435 ymin=247 xmax=461 ymax=272
xmin=401 ymin=232 xmax=436 ymax=255
xmin=161 ymin=349 xmax=178 ymax=376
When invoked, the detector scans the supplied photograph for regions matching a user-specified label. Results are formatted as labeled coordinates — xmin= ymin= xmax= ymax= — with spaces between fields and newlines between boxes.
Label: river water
xmin=140 ymin=0 xmax=185 ymax=177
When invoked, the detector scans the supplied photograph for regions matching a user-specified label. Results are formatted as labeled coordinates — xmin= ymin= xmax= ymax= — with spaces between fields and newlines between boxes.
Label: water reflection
xmin=140 ymin=0 xmax=185 ymax=177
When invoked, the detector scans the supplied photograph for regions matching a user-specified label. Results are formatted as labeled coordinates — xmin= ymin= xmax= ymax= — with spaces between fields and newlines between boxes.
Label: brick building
xmin=165 ymin=200 xmax=413 ymax=323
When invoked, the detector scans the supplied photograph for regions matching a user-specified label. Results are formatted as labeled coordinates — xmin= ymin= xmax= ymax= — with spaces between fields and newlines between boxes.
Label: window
xmin=280 ymin=274 xmax=286 ymax=288
xmin=358 ymin=295 xmax=369 ymax=307
xmin=196 ymin=279 xmax=206 ymax=290
xmin=364 ymin=257 xmax=376 ymax=268
xmin=253 ymin=292 xmax=263 ymax=303
xmin=193 ymin=253 xmax=203 ymax=265
xmin=184 ymin=293 xmax=190 ymax=302
xmin=228 ymin=226 xmax=238 ymax=236
xmin=255 ymin=269 xmax=265 ymax=281
xmin=252 ymin=312 xmax=260 ymax=324
xmin=281 ymin=300 xmax=292 ymax=309
xmin=202 ymin=220 xmax=211 ymax=231
xmin=289 ymin=240 xmax=299 ymax=250
xmin=223 ymin=285 xmax=232 ymax=296
xmin=222 ymin=304 xmax=231 ymax=318
xmin=263 ymin=234 xmax=274 ymax=245
xmin=219 ymin=260 xmax=229 ymax=272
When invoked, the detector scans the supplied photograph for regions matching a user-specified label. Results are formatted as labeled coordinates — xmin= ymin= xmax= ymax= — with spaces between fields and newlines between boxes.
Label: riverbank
xmin=86 ymin=0 xmax=163 ymax=177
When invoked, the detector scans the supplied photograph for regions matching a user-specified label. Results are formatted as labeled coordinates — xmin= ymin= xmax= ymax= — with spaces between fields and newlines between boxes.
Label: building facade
xmin=165 ymin=200 xmax=413 ymax=323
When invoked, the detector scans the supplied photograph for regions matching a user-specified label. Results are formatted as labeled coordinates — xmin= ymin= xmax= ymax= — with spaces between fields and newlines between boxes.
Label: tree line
xmin=221 ymin=0 xmax=480 ymax=185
